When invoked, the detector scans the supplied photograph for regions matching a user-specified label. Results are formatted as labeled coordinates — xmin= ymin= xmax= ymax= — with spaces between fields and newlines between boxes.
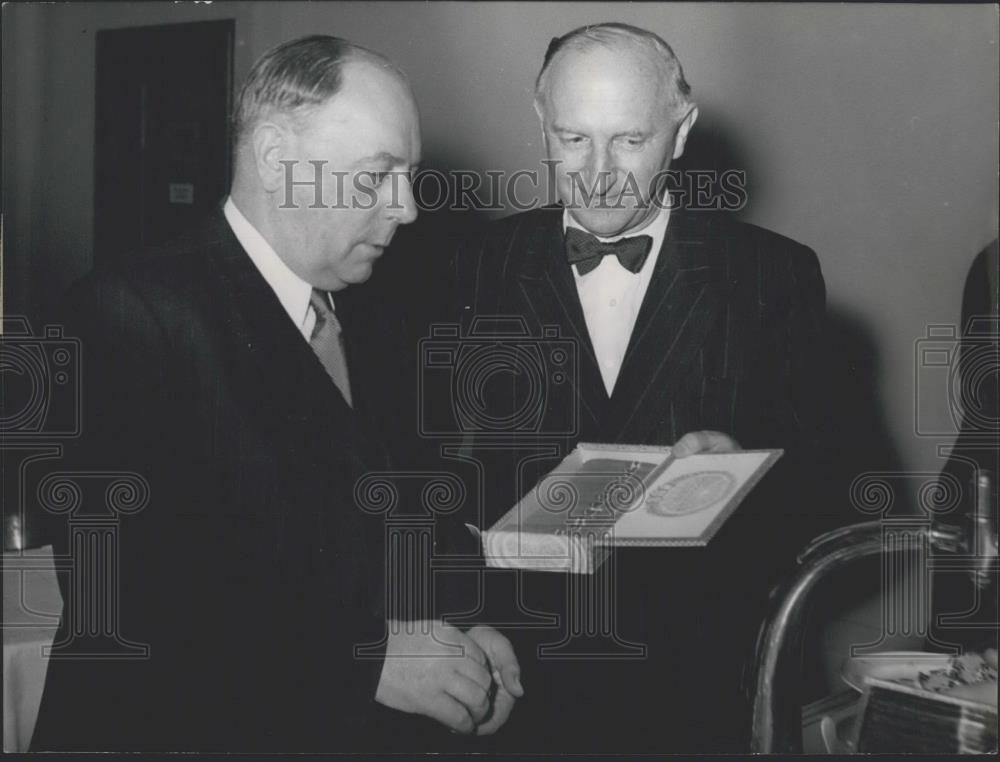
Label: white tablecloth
xmin=3 ymin=545 xmax=62 ymax=752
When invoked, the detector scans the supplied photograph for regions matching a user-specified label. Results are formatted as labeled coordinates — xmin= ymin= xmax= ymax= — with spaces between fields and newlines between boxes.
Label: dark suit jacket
xmin=929 ymin=240 xmax=999 ymax=653
xmin=30 ymin=210 xmax=427 ymax=751
xmin=443 ymin=205 xmax=832 ymax=751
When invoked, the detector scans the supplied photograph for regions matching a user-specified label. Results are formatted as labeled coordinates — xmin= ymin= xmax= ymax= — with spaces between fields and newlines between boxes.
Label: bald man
xmin=447 ymin=23 xmax=831 ymax=752
xmin=32 ymin=35 xmax=520 ymax=752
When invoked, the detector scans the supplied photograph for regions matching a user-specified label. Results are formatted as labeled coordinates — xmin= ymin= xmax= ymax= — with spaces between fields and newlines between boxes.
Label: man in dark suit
xmin=31 ymin=35 xmax=520 ymax=752
xmin=445 ymin=23 xmax=831 ymax=752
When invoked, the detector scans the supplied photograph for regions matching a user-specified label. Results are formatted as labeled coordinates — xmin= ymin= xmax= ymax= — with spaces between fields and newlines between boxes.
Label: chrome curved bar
xmin=750 ymin=471 xmax=995 ymax=753
xmin=748 ymin=520 xmax=965 ymax=753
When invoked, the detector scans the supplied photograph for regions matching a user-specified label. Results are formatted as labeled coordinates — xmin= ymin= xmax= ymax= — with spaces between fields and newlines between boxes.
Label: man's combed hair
xmin=534 ymin=22 xmax=693 ymax=116
xmin=232 ymin=35 xmax=400 ymax=143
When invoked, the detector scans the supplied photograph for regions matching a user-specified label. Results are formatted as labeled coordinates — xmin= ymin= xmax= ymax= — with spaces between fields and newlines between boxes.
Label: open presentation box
xmin=477 ymin=442 xmax=783 ymax=574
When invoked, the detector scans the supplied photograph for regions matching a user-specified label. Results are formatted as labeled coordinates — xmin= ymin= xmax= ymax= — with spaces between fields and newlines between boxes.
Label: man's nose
xmin=386 ymin=174 xmax=418 ymax=225
xmin=586 ymin=145 xmax=618 ymax=196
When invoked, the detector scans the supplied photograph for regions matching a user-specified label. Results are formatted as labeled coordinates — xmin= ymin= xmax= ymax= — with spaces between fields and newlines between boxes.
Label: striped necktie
xmin=309 ymin=288 xmax=352 ymax=407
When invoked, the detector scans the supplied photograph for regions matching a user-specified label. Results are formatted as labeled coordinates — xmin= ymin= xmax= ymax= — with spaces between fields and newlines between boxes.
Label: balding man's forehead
xmin=541 ymin=44 xmax=680 ymax=122
xmin=551 ymin=44 xmax=663 ymax=82
xmin=549 ymin=49 xmax=665 ymax=100
xmin=342 ymin=57 xmax=411 ymax=92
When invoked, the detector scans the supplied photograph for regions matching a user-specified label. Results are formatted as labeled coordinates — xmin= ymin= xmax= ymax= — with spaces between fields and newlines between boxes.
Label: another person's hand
xmin=984 ymin=647 xmax=998 ymax=670
xmin=464 ymin=625 xmax=524 ymax=734
xmin=672 ymin=430 xmax=741 ymax=457
xmin=375 ymin=619 xmax=494 ymax=733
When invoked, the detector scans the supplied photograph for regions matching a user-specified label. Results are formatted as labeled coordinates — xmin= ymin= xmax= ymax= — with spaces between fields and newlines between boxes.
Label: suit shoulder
xmin=725 ymin=218 xmax=818 ymax=263
xmin=82 ymin=214 xmax=229 ymax=291
xmin=691 ymin=214 xmax=822 ymax=280
xmin=113 ymin=215 xmax=228 ymax=283
xmin=452 ymin=207 xmax=561 ymax=288
xmin=713 ymin=218 xmax=826 ymax=312
xmin=461 ymin=207 xmax=559 ymax=251
xmin=489 ymin=206 xmax=559 ymax=236
xmin=63 ymin=214 xmax=229 ymax=327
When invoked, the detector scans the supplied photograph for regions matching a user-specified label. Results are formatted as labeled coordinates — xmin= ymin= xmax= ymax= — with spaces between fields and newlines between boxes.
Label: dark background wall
xmin=3 ymin=2 xmax=998 ymax=687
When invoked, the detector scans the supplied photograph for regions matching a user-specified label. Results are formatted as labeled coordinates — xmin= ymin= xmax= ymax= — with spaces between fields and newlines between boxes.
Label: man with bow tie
xmin=446 ymin=22 xmax=831 ymax=752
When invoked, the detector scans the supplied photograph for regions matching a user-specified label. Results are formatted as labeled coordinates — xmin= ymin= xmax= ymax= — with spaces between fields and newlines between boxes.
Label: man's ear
xmin=671 ymin=105 xmax=699 ymax=160
xmin=252 ymin=121 xmax=290 ymax=193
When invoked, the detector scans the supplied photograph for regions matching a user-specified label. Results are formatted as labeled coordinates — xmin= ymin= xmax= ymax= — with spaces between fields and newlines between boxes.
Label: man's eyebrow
xmin=549 ymin=126 xmax=651 ymax=138
xmin=358 ymin=151 xmax=408 ymax=165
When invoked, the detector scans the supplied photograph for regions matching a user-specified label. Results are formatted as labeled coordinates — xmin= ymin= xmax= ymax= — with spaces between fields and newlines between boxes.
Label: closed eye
xmin=617 ymin=136 xmax=646 ymax=149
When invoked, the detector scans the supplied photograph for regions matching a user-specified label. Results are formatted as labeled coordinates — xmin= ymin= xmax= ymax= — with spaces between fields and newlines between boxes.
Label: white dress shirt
xmin=565 ymin=205 xmax=671 ymax=396
xmin=223 ymin=196 xmax=329 ymax=341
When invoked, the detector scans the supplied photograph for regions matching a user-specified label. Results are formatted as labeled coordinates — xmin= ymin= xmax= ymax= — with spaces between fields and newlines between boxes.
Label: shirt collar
xmin=562 ymin=203 xmax=671 ymax=274
xmin=223 ymin=196 xmax=314 ymax=332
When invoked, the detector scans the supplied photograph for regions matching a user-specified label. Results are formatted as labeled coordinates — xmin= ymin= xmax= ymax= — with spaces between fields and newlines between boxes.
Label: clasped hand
xmin=375 ymin=620 xmax=523 ymax=735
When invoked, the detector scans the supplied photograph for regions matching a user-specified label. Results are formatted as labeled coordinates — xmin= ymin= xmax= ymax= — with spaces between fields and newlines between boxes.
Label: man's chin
xmin=350 ymin=261 xmax=378 ymax=284
xmin=345 ymin=269 xmax=374 ymax=288
xmin=566 ymin=208 xmax=650 ymax=238
xmin=319 ymin=266 xmax=373 ymax=292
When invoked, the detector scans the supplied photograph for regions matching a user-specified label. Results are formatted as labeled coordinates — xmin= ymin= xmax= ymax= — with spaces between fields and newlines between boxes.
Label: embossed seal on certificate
xmin=646 ymin=471 xmax=736 ymax=517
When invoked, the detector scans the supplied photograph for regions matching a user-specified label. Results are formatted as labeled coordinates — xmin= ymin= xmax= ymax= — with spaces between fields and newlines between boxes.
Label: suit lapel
xmin=201 ymin=212 xmax=375 ymax=477
xmin=332 ymin=285 xmax=398 ymax=470
xmin=514 ymin=211 xmax=607 ymax=434
xmin=607 ymin=209 xmax=735 ymax=443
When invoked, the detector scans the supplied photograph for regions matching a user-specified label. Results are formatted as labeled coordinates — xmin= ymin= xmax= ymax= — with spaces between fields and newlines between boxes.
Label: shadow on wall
xmin=673 ymin=109 xmax=762 ymax=220
xmin=795 ymin=303 xmax=910 ymax=701
xmin=823 ymin=304 xmax=909 ymax=517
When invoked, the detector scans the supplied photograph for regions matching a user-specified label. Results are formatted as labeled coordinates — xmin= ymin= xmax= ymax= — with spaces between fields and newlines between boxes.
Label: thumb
xmin=673 ymin=430 xmax=739 ymax=457
xmin=498 ymin=663 xmax=523 ymax=698
xmin=484 ymin=632 xmax=523 ymax=698
xmin=672 ymin=430 xmax=716 ymax=457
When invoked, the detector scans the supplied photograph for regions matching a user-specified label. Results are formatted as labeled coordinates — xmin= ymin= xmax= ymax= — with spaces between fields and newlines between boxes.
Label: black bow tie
xmin=565 ymin=227 xmax=654 ymax=275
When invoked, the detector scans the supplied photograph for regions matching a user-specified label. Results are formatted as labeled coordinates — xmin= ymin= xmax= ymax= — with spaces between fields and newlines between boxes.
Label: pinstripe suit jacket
xmin=446 ymin=205 xmax=830 ymax=752
xmin=451 ymin=205 xmax=827 ymax=525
